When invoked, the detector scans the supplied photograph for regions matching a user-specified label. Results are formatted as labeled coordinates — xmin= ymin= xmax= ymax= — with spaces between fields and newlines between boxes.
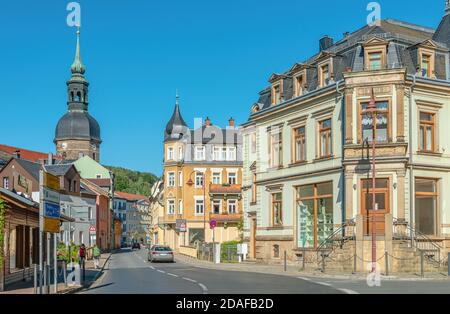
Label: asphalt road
xmin=81 ymin=249 xmax=343 ymax=294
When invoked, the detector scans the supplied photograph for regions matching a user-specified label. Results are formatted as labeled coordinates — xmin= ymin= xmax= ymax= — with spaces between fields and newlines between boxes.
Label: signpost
xmin=39 ymin=170 xmax=60 ymax=294
xmin=210 ymin=220 xmax=220 ymax=264
xmin=176 ymin=219 xmax=187 ymax=233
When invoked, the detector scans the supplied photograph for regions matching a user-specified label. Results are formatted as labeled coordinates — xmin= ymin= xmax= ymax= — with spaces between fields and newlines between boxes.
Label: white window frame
xmin=212 ymin=172 xmax=222 ymax=185
xmin=178 ymin=146 xmax=184 ymax=161
xmin=3 ymin=177 xmax=9 ymax=190
xmin=195 ymin=172 xmax=205 ymax=188
xmin=227 ymin=147 xmax=237 ymax=161
xmin=228 ymin=200 xmax=237 ymax=214
xmin=195 ymin=199 xmax=205 ymax=216
xmin=228 ymin=172 xmax=237 ymax=185
xmin=167 ymin=172 xmax=175 ymax=187
xmin=167 ymin=199 xmax=175 ymax=215
xmin=167 ymin=147 xmax=174 ymax=161
xmin=195 ymin=146 xmax=206 ymax=161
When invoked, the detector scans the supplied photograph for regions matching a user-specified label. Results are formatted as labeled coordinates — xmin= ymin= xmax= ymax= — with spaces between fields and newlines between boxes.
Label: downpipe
xmin=408 ymin=74 xmax=416 ymax=248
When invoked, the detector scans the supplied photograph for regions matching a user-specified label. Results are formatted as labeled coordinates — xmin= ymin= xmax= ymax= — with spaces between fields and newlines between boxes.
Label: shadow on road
xmin=83 ymin=282 xmax=115 ymax=292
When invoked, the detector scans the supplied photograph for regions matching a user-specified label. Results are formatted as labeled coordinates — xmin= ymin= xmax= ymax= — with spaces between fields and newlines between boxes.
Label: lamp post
xmin=186 ymin=171 xmax=207 ymax=242
xmin=362 ymin=88 xmax=378 ymax=273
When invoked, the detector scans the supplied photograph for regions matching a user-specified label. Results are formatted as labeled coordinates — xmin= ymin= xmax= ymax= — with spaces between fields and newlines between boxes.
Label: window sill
xmin=288 ymin=161 xmax=308 ymax=168
xmin=267 ymin=166 xmax=284 ymax=171
xmin=416 ymin=151 xmax=442 ymax=157
xmin=313 ymin=155 xmax=335 ymax=163
xmin=250 ymin=202 xmax=258 ymax=206
xmin=267 ymin=225 xmax=285 ymax=230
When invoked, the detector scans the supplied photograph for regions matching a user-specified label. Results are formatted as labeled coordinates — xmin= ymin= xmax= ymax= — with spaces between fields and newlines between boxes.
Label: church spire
xmin=71 ymin=27 xmax=86 ymax=76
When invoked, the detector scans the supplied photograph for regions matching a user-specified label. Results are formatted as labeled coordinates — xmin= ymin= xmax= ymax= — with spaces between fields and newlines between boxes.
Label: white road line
xmin=149 ymin=266 xmax=155 ymax=270
xmin=198 ymin=283 xmax=208 ymax=294
xmin=157 ymin=270 xmax=166 ymax=274
xmin=298 ymin=277 xmax=312 ymax=281
xmin=183 ymin=277 xmax=197 ymax=283
xmin=316 ymin=282 xmax=333 ymax=287
xmin=167 ymin=273 xmax=179 ymax=278
xmin=338 ymin=288 xmax=359 ymax=294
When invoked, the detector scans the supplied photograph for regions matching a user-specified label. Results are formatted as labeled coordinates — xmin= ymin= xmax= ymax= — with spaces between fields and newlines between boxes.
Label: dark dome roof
xmin=165 ymin=104 xmax=188 ymax=142
xmin=54 ymin=111 xmax=101 ymax=143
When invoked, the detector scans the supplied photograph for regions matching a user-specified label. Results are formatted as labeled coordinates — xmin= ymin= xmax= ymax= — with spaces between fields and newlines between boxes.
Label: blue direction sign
xmin=44 ymin=202 xmax=61 ymax=219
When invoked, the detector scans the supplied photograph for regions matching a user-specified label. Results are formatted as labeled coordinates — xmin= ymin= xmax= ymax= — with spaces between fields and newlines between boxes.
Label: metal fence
xmin=221 ymin=244 xmax=239 ymax=263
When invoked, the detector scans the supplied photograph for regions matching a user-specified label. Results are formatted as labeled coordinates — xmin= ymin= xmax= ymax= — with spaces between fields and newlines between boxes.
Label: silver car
xmin=148 ymin=245 xmax=175 ymax=263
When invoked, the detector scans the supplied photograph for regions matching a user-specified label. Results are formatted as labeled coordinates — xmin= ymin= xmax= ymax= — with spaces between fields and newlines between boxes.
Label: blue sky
xmin=0 ymin=0 xmax=446 ymax=175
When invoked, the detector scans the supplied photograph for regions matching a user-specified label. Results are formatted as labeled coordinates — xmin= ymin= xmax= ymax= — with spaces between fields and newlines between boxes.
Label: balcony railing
xmin=209 ymin=184 xmax=242 ymax=194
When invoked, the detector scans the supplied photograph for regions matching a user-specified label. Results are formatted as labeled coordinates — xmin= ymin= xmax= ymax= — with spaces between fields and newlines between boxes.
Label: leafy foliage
xmin=0 ymin=197 xmax=7 ymax=270
xmin=105 ymin=166 xmax=158 ymax=196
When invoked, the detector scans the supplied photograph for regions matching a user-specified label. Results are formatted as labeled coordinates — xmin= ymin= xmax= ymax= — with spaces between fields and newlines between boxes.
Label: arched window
xmin=84 ymin=91 xmax=87 ymax=102
xmin=70 ymin=91 xmax=75 ymax=101
xmin=76 ymin=91 xmax=81 ymax=102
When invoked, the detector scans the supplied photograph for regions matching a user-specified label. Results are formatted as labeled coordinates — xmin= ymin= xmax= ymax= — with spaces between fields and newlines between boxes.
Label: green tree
xmin=0 ymin=197 xmax=8 ymax=272
xmin=105 ymin=166 xmax=158 ymax=196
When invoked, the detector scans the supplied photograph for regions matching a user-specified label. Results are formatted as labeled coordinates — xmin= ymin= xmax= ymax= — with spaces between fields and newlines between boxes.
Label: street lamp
xmin=362 ymin=88 xmax=378 ymax=273
xmin=186 ymin=171 xmax=207 ymax=243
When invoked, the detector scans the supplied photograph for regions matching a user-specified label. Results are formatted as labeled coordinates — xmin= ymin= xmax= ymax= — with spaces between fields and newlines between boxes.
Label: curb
xmin=64 ymin=253 xmax=113 ymax=294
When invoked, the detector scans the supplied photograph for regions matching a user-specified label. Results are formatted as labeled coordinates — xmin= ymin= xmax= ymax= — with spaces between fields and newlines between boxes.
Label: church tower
xmin=54 ymin=29 xmax=102 ymax=162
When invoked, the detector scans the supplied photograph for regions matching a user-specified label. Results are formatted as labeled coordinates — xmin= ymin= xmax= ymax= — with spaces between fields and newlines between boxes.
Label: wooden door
xmin=361 ymin=178 xmax=390 ymax=235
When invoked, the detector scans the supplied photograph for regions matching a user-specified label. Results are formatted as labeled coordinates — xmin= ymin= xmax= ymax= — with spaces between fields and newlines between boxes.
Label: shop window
xmin=296 ymin=182 xmax=333 ymax=248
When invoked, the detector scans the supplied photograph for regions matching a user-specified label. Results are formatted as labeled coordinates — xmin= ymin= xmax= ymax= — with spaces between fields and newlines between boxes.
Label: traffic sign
xmin=43 ymin=187 xmax=60 ymax=204
xmin=210 ymin=219 xmax=217 ymax=230
xmin=44 ymin=202 xmax=61 ymax=219
xmin=89 ymin=226 xmax=96 ymax=233
xmin=44 ymin=172 xmax=60 ymax=191
xmin=44 ymin=217 xmax=60 ymax=233
xmin=176 ymin=219 xmax=187 ymax=233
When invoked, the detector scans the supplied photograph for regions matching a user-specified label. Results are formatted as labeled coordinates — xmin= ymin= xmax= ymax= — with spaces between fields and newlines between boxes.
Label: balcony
xmin=209 ymin=184 xmax=242 ymax=195
xmin=210 ymin=212 xmax=242 ymax=223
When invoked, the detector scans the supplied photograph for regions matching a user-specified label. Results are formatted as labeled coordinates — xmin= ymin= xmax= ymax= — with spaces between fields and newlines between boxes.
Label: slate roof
xmin=54 ymin=111 xmax=101 ymax=143
xmin=250 ymin=17 xmax=450 ymax=116
xmin=165 ymin=104 xmax=189 ymax=142
xmin=15 ymin=158 xmax=41 ymax=181
xmin=44 ymin=164 xmax=74 ymax=176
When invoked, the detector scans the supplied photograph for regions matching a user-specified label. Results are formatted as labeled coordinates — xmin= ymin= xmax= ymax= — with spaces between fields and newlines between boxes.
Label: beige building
xmin=242 ymin=7 xmax=450 ymax=272
xmin=162 ymin=96 xmax=243 ymax=251
xmin=149 ymin=180 xmax=165 ymax=245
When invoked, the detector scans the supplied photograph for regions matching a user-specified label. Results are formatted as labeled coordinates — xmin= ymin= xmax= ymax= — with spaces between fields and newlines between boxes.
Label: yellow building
xmin=162 ymin=96 xmax=243 ymax=251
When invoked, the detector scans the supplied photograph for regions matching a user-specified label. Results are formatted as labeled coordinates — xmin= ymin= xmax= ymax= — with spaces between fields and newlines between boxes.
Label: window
xmin=318 ymin=119 xmax=332 ymax=158
xmin=270 ymin=132 xmax=283 ymax=168
xmin=273 ymin=84 xmax=282 ymax=105
xmin=415 ymin=178 xmax=438 ymax=236
xmin=178 ymin=200 xmax=183 ymax=215
xmin=178 ymin=147 xmax=184 ymax=160
xmin=320 ymin=64 xmax=330 ymax=87
xmin=96 ymin=174 xmax=102 ymax=179
xmin=2 ymin=177 xmax=9 ymax=189
xmin=167 ymin=147 xmax=174 ymax=160
xmin=195 ymin=172 xmax=204 ymax=188
xmin=293 ymin=126 xmax=306 ymax=163
xmin=212 ymin=200 xmax=221 ymax=214
xmin=272 ymin=193 xmax=283 ymax=226
xmin=296 ymin=182 xmax=333 ymax=248
xmin=295 ymin=74 xmax=305 ymax=97
xmin=178 ymin=172 xmax=183 ymax=187
xmin=419 ymin=112 xmax=435 ymax=152
xmin=195 ymin=146 xmax=205 ymax=161
xmin=251 ymin=172 xmax=257 ymax=203
xmin=167 ymin=172 xmax=175 ymax=187
xmin=195 ymin=199 xmax=205 ymax=216
xmin=251 ymin=133 xmax=257 ymax=154
xmin=213 ymin=147 xmax=221 ymax=161
xmin=212 ymin=172 xmax=221 ymax=185
xmin=361 ymin=101 xmax=389 ymax=143
xmin=167 ymin=200 xmax=175 ymax=215
xmin=368 ymin=51 xmax=382 ymax=70
xmin=88 ymin=207 xmax=93 ymax=220
xmin=228 ymin=172 xmax=237 ymax=185
xmin=228 ymin=200 xmax=237 ymax=214
xmin=421 ymin=54 xmax=431 ymax=77
xmin=227 ymin=147 xmax=237 ymax=161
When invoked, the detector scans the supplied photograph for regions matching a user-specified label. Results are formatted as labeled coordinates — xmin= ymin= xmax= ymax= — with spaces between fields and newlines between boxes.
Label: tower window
xmin=76 ymin=91 xmax=82 ymax=102
xmin=71 ymin=91 xmax=75 ymax=101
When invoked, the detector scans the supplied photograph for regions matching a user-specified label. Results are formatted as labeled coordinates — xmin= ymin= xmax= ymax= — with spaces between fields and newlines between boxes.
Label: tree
xmin=105 ymin=166 xmax=158 ymax=196
xmin=0 ymin=197 xmax=8 ymax=290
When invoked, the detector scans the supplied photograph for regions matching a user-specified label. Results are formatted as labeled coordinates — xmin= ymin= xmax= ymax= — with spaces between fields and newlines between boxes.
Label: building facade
xmin=162 ymin=97 xmax=243 ymax=251
xmin=242 ymin=6 xmax=450 ymax=265
xmin=149 ymin=180 xmax=164 ymax=245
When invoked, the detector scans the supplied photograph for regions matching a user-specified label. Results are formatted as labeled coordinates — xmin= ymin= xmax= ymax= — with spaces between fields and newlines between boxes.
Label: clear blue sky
xmin=0 ymin=0 xmax=446 ymax=175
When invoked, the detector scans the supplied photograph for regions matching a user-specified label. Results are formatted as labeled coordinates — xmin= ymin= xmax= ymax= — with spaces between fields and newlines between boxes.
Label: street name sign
xmin=44 ymin=217 xmax=60 ymax=233
xmin=43 ymin=187 xmax=60 ymax=204
xmin=44 ymin=202 xmax=61 ymax=219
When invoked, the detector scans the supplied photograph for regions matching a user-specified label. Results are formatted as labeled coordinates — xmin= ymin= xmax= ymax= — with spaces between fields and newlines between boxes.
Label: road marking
xmin=298 ymin=277 xmax=312 ymax=281
xmin=198 ymin=283 xmax=208 ymax=294
xmin=316 ymin=282 xmax=333 ymax=287
xmin=183 ymin=277 xmax=197 ymax=283
xmin=338 ymin=288 xmax=359 ymax=294
xmin=167 ymin=273 xmax=179 ymax=278
xmin=157 ymin=270 xmax=166 ymax=274
xmin=149 ymin=266 xmax=155 ymax=270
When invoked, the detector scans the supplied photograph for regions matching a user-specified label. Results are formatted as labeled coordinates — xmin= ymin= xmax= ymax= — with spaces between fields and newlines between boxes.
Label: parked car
xmin=148 ymin=245 xmax=174 ymax=263
xmin=132 ymin=242 xmax=141 ymax=250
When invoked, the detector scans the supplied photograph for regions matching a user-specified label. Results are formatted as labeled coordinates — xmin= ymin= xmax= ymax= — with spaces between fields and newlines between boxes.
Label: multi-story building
xmin=113 ymin=195 xmax=128 ymax=245
xmin=162 ymin=96 xmax=243 ymax=251
xmin=149 ymin=179 xmax=164 ymax=245
xmin=242 ymin=5 xmax=450 ymax=267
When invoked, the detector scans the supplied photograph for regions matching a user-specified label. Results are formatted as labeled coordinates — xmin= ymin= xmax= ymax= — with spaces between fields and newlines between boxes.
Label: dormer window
xmin=421 ymin=53 xmax=432 ymax=78
xmin=320 ymin=64 xmax=331 ymax=87
xmin=368 ymin=51 xmax=382 ymax=70
xmin=294 ymin=73 xmax=306 ymax=97
xmin=272 ymin=84 xmax=282 ymax=105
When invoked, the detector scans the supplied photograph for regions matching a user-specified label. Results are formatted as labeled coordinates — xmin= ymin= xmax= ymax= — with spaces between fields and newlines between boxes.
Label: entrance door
xmin=361 ymin=178 xmax=390 ymax=235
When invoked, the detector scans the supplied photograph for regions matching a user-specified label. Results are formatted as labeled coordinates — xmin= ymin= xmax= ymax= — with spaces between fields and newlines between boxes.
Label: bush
xmin=57 ymin=243 xmax=81 ymax=263
xmin=220 ymin=240 xmax=242 ymax=262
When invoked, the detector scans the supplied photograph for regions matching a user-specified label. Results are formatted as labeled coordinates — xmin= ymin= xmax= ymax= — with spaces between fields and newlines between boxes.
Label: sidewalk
xmin=175 ymin=254 xmax=450 ymax=282
xmin=0 ymin=253 xmax=111 ymax=295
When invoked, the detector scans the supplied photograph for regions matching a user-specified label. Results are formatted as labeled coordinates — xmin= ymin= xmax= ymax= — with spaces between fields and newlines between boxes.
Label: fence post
xmin=63 ymin=261 xmax=67 ymax=287
xmin=353 ymin=255 xmax=357 ymax=274
xmin=321 ymin=253 xmax=326 ymax=273
xmin=420 ymin=251 xmax=424 ymax=277
xmin=34 ymin=264 xmax=37 ymax=294
xmin=284 ymin=251 xmax=287 ymax=272
xmin=385 ymin=251 xmax=389 ymax=276
xmin=302 ymin=249 xmax=306 ymax=271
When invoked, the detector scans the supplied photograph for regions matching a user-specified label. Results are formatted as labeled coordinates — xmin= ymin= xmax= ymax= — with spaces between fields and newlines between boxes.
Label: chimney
xmin=205 ymin=117 xmax=211 ymax=127
xmin=48 ymin=153 xmax=54 ymax=165
xmin=343 ymin=32 xmax=350 ymax=38
xmin=319 ymin=35 xmax=334 ymax=51
xmin=229 ymin=117 xmax=235 ymax=128
xmin=14 ymin=150 xmax=21 ymax=159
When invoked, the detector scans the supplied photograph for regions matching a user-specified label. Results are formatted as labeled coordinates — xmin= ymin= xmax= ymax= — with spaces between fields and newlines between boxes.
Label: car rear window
xmin=154 ymin=247 xmax=171 ymax=252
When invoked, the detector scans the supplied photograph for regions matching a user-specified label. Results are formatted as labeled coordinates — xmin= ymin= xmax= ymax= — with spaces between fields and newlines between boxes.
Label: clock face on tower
xmin=62 ymin=142 xmax=68 ymax=150
xmin=91 ymin=144 xmax=97 ymax=151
